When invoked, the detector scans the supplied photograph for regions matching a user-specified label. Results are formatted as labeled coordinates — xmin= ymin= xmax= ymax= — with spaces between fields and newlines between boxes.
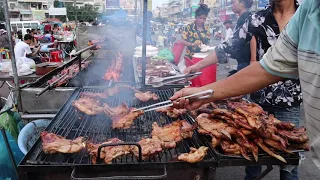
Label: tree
xmin=65 ymin=4 xmax=98 ymax=22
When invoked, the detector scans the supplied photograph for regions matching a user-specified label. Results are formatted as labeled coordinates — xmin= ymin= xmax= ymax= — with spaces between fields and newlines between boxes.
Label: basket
xmin=18 ymin=119 xmax=50 ymax=155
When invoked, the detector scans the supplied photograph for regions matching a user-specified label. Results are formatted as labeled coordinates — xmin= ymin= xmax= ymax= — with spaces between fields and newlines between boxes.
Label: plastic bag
xmin=157 ymin=48 xmax=174 ymax=63
xmin=0 ymin=110 xmax=23 ymax=140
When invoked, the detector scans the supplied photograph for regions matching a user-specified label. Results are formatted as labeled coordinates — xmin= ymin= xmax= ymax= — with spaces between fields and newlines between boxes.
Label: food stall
xmin=0 ymin=0 xmax=306 ymax=180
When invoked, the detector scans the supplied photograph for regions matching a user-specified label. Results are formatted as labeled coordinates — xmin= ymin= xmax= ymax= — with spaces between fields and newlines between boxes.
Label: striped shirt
xmin=260 ymin=0 xmax=320 ymax=168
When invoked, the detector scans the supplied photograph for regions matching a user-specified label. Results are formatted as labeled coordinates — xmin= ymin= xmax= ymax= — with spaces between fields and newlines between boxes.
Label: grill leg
xmin=253 ymin=165 xmax=273 ymax=180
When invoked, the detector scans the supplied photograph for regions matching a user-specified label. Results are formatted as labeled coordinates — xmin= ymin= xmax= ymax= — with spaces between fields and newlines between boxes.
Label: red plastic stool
xmin=50 ymin=50 xmax=63 ymax=62
xmin=185 ymin=53 xmax=217 ymax=87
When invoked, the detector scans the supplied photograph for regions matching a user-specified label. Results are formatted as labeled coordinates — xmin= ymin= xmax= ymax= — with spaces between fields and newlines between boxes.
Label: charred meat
xmin=103 ymin=103 xmax=130 ymax=117
xmin=156 ymin=107 xmax=187 ymax=118
xmin=135 ymin=91 xmax=159 ymax=102
xmin=131 ymin=138 xmax=163 ymax=160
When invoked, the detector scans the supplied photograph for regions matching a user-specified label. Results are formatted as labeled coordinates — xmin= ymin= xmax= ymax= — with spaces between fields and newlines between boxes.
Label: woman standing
xmin=180 ymin=4 xmax=211 ymax=59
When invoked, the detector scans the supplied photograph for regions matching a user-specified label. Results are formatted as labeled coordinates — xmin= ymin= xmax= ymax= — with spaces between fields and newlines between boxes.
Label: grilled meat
xmin=278 ymin=127 xmax=309 ymax=143
xmin=135 ymin=91 xmax=159 ymax=102
xmin=178 ymin=146 xmax=208 ymax=163
xmin=151 ymin=120 xmax=195 ymax=148
xmin=156 ymin=107 xmax=187 ymax=118
xmin=72 ymin=97 xmax=104 ymax=115
xmin=220 ymin=140 xmax=251 ymax=161
xmin=103 ymin=103 xmax=130 ymax=117
xmin=254 ymin=136 xmax=287 ymax=163
xmin=87 ymin=138 xmax=130 ymax=164
xmin=132 ymin=138 xmax=163 ymax=160
xmin=111 ymin=109 xmax=144 ymax=129
xmin=103 ymin=53 xmax=123 ymax=82
xmin=41 ymin=131 xmax=85 ymax=154
xmin=264 ymin=139 xmax=293 ymax=154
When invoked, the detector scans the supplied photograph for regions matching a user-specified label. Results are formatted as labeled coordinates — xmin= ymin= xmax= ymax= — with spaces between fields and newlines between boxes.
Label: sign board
xmin=32 ymin=10 xmax=45 ymax=21
xmin=257 ymin=0 xmax=269 ymax=9
xmin=120 ymin=0 xmax=134 ymax=9
xmin=49 ymin=8 xmax=67 ymax=16
xmin=106 ymin=0 xmax=120 ymax=7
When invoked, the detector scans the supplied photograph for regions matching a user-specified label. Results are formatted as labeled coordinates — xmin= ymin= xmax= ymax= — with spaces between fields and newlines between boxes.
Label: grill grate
xmin=22 ymin=88 xmax=217 ymax=166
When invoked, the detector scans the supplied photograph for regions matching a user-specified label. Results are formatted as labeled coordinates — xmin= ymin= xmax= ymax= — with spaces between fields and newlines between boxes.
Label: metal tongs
xmin=134 ymin=89 xmax=214 ymax=112
xmin=150 ymin=72 xmax=202 ymax=87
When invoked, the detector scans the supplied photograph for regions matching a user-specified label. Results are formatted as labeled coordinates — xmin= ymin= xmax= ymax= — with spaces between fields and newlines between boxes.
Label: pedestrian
xmin=0 ymin=28 xmax=10 ymax=49
xmin=223 ymin=20 xmax=233 ymax=42
xmin=179 ymin=3 xmax=211 ymax=59
xmin=171 ymin=0 xmax=320 ymax=176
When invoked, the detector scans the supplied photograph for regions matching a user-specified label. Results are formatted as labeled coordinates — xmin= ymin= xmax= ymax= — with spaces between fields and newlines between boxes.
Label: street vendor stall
xmin=0 ymin=1 xmax=307 ymax=180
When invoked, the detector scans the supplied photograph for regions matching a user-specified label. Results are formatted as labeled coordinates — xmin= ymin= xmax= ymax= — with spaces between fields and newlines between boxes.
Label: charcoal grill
xmin=19 ymin=88 xmax=218 ymax=179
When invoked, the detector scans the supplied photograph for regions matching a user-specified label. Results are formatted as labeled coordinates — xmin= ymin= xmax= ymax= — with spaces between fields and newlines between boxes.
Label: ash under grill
xmin=20 ymin=88 xmax=217 ymax=167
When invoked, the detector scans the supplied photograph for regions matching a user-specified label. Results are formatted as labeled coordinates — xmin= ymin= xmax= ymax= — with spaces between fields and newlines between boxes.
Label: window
xmin=9 ymin=3 xmax=15 ymax=9
xmin=17 ymin=23 xmax=22 ymax=28
xmin=11 ymin=24 xmax=17 ymax=32
xmin=31 ymin=23 xmax=38 ymax=29
xmin=23 ymin=23 xmax=31 ymax=28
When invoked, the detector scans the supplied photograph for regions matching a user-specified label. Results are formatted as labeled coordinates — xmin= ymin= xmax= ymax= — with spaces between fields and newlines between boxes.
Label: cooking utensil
xmin=150 ymin=72 xmax=202 ymax=87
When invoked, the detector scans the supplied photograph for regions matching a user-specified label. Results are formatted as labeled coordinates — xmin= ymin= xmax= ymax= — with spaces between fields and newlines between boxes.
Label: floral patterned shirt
xmin=182 ymin=23 xmax=211 ymax=59
xmin=216 ymin=6 xmax=302 ymax=108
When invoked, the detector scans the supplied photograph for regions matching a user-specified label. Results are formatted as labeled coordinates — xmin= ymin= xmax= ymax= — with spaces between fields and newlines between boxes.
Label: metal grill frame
xmin=19 ymin=87 xmax=218 ymax=173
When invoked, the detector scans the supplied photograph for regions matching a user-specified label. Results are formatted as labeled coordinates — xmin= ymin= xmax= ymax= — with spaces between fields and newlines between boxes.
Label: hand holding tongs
xmin=134 ymin=89 xmax=214 ymax=112
xmin=150 ymin=72 xmax=202 ymax=87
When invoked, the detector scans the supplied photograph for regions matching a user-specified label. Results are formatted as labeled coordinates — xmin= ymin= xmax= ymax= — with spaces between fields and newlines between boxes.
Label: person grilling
xmin=180 ymin=0 xmax=301 ymax=179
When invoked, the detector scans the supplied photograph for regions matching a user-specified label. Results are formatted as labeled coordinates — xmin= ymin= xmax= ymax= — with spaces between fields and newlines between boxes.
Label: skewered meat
xmin=103 ymin=53 xmax=123 ymax=81
xmin=72 ymin=97 xmax=104 ymax=115
xmin=156 ymin=107 xmax=187 ymax=118
xmin=111 ymin=109 xmax=144 ymax=129
xmin=278 ymin=127 xmax=309 ymax=143
xmin=131 ymin=138 xmax=163 ymax=160
xmin=178 ymin=146 xmax=209 ymax=163
xmin=103 ymin=103 xmax=130 ymax=117
xmin=87 ymin=138 xmax=131 ymax=164
xmin=41 ymin=131 xmax=85 ymax=154
xmin=135 ymin=91 xmax=159 ymax=102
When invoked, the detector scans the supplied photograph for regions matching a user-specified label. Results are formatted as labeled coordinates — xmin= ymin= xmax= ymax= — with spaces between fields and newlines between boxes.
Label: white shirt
xmin=225 ymin=28 xmax=233 ymax=41
xmin=14 ymin=41 xmax=32 ymax=59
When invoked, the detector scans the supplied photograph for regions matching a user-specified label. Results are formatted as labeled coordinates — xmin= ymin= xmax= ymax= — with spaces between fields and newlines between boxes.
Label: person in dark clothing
xmin=227 ymin=0 xmax=254 ymax=76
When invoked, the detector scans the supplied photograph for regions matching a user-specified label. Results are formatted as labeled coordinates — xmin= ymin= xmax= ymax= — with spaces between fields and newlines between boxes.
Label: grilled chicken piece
xmin=254 ymin=137 xmax=287 ymax=163
xmin=80 ymin=92 xmax=109 ymax=99
xmin=178 ymin=146 xmax=208 ymax=163
xmin=220 ymin=140 xmax=251 ymax=161
xmin=156 ymin=107 xmax=187 ymax=118
xmin=288 ymin=142 xmax=310 ymax=151
xmin=103 ymin=103 xmax=130 ymax=117
xmin=135 ymin=91 xmax=159 ymax=102
xmin=132 ymin=138 xmax=163 ymax=160
xmin=196 ymin=113 xmax=234 ymax=140
xmin=72 ymin=97 xmax=104 ymax=115
xmin=111 ymin=109 xmax=144 ymax=129
xmin=278 ymin=127 xmax=309 ymax=143
xmin=151 ymin=120 xmax=196 ymax=148
xmin=211 ymin=136 xmax=221 ymax=148
xmin=227 ymin=102 xmax=265 ymax=116
xmin=212 ymin=109 xmax=253 ymax=130
xmin=151 ymin=122 xmax=182 ymax=147
xmin=87 ymin=138 xmax=130 ymax=164
xmin=41 ymin=132 xmax=85 ymax=154
xmin=269 ymin=115 xmax=295 ymax=130
xmin=264 ymin=139 xmax=293 ymax=154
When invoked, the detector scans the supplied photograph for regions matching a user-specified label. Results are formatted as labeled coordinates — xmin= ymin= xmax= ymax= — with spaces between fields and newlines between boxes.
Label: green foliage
xmin=66 ymin=4 xmax=99 ymax=22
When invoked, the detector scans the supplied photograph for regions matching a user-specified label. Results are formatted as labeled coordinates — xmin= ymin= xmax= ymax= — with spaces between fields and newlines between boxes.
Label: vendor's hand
xmin=193 ymin=40 xmax=202 ymax=47
xmin=184 ymin=64 xmax=201 ymax=74
xmin=170 ymin=87 xmax=207 ymax=110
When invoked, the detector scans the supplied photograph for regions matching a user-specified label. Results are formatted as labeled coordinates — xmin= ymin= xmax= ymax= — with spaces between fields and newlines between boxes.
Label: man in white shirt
xmin=14 ymin=34 xmax=41 ymax=64
xmin=224 ymin=20 xmax=233 ymax=41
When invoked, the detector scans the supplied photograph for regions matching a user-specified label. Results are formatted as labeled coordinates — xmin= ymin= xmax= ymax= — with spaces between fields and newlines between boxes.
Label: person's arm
xmin=180 ymin=25 xmax=193 ymax=46
xmin=172 ymin=8 xmax=301 ymax=110
xmin=250 ymin=36 xmax=257 ymax=64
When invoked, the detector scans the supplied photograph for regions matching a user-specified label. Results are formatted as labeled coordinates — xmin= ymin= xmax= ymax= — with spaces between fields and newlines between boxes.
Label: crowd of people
xmin=170 ymin=0 xmax=319 ymax=180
